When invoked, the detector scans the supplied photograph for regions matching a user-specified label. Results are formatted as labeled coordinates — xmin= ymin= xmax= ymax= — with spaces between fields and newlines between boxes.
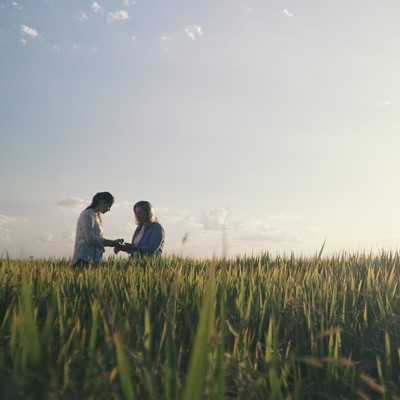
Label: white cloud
xmin=76 ymin=11 xmax=88 ymax=22
xmin=36 ymin=228 xmax=75 ymax=245
xmin=187 ymin=216 xmax=203 ymax=230
xmin=37 ymin=233 xmax=57 ymax=243
xmin=12 ymin=1 xmax=23 ymax=11
xmin=107 ymin=10 xmax=129 ymax=23
xmin=20 ymin=25 xmax=40 ymax=39
xmin=0 ymin=226 xmax=13 ymax=243
xmin=161 ymin=214 xmax=184 ymax=223
xmin=281 ymin=9 xmax=293 ymax=18
xmin=157 ymin=208 xmax=190 ymax=224
xmin=240 ymin=227 xmax=303 ymax=243
xmin=57 ymin=197 xmax=87 ymax=211
xmin=0 ymin=215 xmax=26 ymax=244
xmin=122 ymin=0 xmax=136 ymax=5
xmin=0 ymin=215 xmax=26 ymax=225
xmin=376 ymin=98 xmax=394 ymax=108
xmin=184 ymin=25 xmax=203 ymax=40
xmin=92 ymin=2 xmax=104 ymax=14
xmin=58 ymin=223 xmax=76 ymax=245
xmin=270 ymin=214 xmax=300 ymax=221
xmin=200 ymin=208 xmax=229 ymax=230
xmin=160 ymin=36 xmax=171 ymax=52
xmin=236 ymin=219 xmax=319 ymax=244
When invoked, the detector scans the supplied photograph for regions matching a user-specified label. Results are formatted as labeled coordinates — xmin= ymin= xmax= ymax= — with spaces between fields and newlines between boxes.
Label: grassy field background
xmin=0 ymin=252 xmax=400 ymax=399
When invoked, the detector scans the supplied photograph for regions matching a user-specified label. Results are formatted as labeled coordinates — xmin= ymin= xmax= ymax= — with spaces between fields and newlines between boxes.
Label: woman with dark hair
xmin=72 ymin=192 xmax=123 ymax=267
xmin=114 ymin=200 xmax=164 ymax=258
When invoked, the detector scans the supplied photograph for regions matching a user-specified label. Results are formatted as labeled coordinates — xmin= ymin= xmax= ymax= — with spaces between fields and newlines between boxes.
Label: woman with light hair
xmin=114 ymin=200 xmax=165 ymax=258
xmin=72 ymin=192 xmax=124 ymax=267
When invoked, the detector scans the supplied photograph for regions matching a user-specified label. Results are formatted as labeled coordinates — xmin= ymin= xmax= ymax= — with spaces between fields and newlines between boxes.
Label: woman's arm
xmin=103 ymin=238 xmax=124 ymax=247
xmin=113 ymin=242 xmax=137 ymax=254
xmin=81 ymin=212 xmax=123 ymax=248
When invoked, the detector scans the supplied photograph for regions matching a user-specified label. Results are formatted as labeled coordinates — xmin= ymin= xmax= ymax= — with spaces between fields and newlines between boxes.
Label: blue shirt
xmin=131 ymin=222 xmax=164 ymax=256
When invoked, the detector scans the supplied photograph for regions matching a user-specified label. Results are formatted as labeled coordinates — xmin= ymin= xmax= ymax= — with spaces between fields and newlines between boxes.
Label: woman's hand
xmin=114 ymin=242 xmax=138 ymax=254
xmin=103 ymin=238 xmax=124 ymax=247
xmin=113 ymin=239 xmax=125 ymax=254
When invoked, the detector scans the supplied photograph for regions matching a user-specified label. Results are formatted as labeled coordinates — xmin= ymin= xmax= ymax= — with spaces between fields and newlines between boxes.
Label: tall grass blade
xmin=181 ymin=265 xmax=216 ymax=400
xmin=114 ymin=332 xmax=135 ymax=400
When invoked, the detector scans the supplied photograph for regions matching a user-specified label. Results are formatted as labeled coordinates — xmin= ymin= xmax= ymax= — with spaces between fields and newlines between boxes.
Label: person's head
xmin=86 ymin=192 xmax=114 ymax=214
xmin=133 ymin=200 xmax=157 ymax=226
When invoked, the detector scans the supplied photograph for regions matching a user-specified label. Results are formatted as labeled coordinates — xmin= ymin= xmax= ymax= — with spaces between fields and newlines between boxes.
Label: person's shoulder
xmin=147 ymin=222 xmax=163 ymax=230
xmin=80 ymin=208 xmax=94 ymax=217
xmin=152 ymin=222 xmax=164 ymax=233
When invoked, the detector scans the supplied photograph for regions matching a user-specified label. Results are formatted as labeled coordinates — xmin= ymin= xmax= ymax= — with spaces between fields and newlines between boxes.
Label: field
xmin=0 ymin=252 xmax=400 ymax=399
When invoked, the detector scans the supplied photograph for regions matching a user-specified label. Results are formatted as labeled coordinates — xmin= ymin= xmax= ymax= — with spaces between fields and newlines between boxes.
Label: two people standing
xmin=72 ymin=193 xmax=164 ymax=267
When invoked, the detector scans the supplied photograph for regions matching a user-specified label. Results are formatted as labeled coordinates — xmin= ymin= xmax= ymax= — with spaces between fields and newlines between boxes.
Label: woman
xmin=114 ymin=200 xmax=164 ymax=257
xmin=72 ymin=192 xmax=123 ymax=267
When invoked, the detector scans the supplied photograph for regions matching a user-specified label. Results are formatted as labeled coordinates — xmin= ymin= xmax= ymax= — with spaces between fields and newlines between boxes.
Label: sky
xmin=1 ymin=0 xmax=400 ymax=260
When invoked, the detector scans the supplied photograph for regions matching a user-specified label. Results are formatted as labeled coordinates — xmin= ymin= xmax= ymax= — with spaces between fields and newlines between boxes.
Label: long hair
xmin=134 ymin=200 xmax=158 ymax=226
xmin=86 ymin=192 xmax=114 ymax=222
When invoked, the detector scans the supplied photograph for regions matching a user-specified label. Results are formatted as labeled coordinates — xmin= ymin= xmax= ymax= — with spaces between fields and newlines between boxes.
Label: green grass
xmin=0 ymin=252 xmax=400 ymax=399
